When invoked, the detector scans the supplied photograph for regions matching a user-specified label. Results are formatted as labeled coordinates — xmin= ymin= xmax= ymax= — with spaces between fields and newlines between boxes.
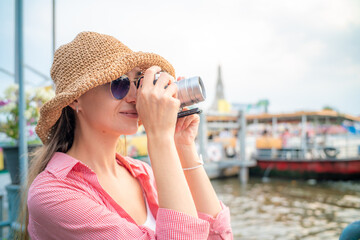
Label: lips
xmin=119 ymin=110 xmax=138 ymax=119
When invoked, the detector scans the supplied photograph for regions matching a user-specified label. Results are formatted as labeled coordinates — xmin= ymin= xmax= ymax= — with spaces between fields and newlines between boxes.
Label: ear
xmin=68 ymin=99 xmax=79 ymax=111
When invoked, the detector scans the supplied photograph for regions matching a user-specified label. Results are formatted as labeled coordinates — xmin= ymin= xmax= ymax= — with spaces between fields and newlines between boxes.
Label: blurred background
xmin=1 ymin=0 xmax=359 ymax=115
xmin=0 ymin=1 xmax=359 ymax=239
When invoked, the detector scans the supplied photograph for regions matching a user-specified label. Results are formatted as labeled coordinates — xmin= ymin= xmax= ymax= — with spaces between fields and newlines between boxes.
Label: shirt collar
xmin=46 ymin=152 xmax=80 ymax=179
xmin=116 ymin=153 xmax=150 ymax=179
xmin=46 ymin=152 xmax=148 ymax=180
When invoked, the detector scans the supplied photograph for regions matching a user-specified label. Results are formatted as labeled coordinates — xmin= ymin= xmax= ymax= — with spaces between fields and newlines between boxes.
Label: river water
xmin=212 ymin=177 xmax=360 ymax=240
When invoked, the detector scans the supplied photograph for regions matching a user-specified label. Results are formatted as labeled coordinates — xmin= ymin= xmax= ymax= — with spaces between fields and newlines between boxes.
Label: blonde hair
xmin=16 ymin=106 xmax=126 ymax=239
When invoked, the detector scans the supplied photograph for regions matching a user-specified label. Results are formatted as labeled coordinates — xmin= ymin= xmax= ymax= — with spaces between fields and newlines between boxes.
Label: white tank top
xmin=141 ymin=196 xmax=156 ymax=231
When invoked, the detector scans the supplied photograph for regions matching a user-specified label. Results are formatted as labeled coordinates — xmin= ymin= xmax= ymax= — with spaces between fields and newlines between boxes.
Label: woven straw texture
xmin=36 ymin=31 xmax=175 ymax=144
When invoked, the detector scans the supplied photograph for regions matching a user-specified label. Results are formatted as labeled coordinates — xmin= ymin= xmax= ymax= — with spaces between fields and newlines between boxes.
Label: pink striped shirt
xmin=27 ymin=152 xmax=233 ymax=239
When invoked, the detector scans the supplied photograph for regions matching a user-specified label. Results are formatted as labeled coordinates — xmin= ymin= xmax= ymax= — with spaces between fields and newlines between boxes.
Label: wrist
xmin=147 ymin=133 xmax=176 ymax=156
xmin=147 ymin=132 xmax=174 ymax=143
xmin=176 ymin=143 xmax=202 ymax=168
xmin=176 ymin=141 xmax=196 ymax=151
xmin=147 ymin=134 xmax=180 ymax=166
xmin=182 ymin=154 xmax=204 ymax=171
xmin=176 ymin=142 xmax=197 ymax=158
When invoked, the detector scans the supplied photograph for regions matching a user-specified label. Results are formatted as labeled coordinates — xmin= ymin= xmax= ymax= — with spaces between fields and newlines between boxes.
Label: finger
xmin=176 ymin=116 xmax=186 ymax=133
xmin=181 ymin=115 xmax=194 ymax=130
xmin=168 ymin=74 xmax=176 ymax=84
xmin=163 ymin=82 xmax=178 ymax=99
xmin=154 ymin=72 xmax=174 ymax=91
xmin=142 ymin=66 xmax=161 ymax=89
xmin=177 ymin=76 xmax=185 ymax=81
xmin=176 ymin=107 xmax=189 ymax=132
xmin=183 ymin=114 xmax=199 ymax=130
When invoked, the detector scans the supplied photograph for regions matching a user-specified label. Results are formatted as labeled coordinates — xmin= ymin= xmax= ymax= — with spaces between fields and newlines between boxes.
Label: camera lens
xmin=176 ymin=77 xmax=206 ymax=108
xmin=153 ymin=74 xmax=206 ymax=107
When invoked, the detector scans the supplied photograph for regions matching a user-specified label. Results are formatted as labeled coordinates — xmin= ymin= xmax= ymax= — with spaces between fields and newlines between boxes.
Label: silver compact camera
xmin=154 ymin=73 xmax=206 ymax=118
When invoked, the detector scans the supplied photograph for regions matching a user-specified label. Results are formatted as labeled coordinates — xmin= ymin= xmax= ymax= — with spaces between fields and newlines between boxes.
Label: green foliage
xmin=0 ymin=84 xmax=55 ymax=142
xmin=322 ymin=105 xmax=339 ymax=113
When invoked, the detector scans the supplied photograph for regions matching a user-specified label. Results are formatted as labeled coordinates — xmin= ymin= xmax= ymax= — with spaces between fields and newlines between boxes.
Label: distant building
xmin=209 ymin=65 xmax=231 ymax=113
xmin=232 ymin=99 xmax=269 ymax=114
xmin=208 ymin=65 xmax=269 ymax=114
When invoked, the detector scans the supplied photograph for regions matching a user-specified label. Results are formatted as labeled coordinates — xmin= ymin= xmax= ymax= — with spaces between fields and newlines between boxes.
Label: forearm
xmin=147 ymin=134 xmax=198 ymax=218
xmin=176 ymin=143 xmax=222 ymax=217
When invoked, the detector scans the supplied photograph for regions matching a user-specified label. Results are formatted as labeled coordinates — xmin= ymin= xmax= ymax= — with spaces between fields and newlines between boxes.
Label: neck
xmin=66 ymin=123 xmax=121 ymax=177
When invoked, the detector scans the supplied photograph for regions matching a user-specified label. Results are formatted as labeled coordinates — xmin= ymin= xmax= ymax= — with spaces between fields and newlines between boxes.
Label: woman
xmin=23 ymin=32 xmax=232 ymax=239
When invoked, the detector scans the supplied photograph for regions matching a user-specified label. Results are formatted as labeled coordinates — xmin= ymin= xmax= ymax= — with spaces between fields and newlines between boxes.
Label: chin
xmin=120 ymin=125 xmax=139 ymax=135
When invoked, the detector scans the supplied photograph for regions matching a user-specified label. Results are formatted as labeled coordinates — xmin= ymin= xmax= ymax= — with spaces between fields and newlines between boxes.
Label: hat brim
xmin=36 ymin=51 xmax=175 ymax=144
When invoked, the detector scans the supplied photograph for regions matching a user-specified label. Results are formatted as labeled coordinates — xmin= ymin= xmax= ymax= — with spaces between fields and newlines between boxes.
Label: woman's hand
xmin=137 ymin=71 xmax=199 ymax=219
xmin=136 ymin=66 xmax=180 ymax=138
xmin=174 ymin=77 xmax=200 ymax=147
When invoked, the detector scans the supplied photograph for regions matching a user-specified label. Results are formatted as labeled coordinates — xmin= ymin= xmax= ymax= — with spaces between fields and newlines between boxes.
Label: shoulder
xmin=27 ymin=170 xmax=62 ymax=219
xmin=28 ymin=170 xmax=57 ymax=199
xmin=28 ymin=170 xmax=65 ymax=205
xmin=28 ymin=168 xmax=93 ymax=214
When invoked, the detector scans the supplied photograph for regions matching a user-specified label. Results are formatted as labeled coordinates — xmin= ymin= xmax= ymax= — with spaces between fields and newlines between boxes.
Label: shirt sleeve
xmin=197 ymin=201 xmax=233 ymax=240
xmin=27 ymin=177 xmax=210 ymax=240
xmin=132 ymin=158 xmax=232 ymax=240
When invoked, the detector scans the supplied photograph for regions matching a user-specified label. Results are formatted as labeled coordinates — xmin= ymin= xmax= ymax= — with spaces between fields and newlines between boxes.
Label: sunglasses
xmin=110 ymin=75 xmax=142 ymax=100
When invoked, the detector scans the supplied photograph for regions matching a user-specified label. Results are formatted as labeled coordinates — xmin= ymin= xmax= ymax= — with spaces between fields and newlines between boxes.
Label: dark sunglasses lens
xmin=111 ymin=76 xmax=130 ymax=100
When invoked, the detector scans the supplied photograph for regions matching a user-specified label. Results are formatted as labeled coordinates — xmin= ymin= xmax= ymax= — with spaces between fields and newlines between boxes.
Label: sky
xmin=1 ymin=0 xmax=359 ymax=116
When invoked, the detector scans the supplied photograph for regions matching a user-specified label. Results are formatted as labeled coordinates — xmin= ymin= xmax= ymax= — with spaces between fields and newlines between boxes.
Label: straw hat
xmin=36 ymin=31 xmax=175 ymax=145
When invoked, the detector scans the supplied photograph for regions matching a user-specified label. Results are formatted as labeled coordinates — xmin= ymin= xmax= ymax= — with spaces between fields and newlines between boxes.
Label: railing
xmin=0 ymin=193 xmax=11 ymax=239
xmin=256 ymin=145 xmax=360 ymax=160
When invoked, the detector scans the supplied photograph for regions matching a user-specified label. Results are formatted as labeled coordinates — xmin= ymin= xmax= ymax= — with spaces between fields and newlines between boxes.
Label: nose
xmin=124 ymin=80 xmax=137 ymax=104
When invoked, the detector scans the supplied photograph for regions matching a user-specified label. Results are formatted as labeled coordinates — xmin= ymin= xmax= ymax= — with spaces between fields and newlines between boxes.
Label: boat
xmin=247 ymin=110 xmax=360 ymax=179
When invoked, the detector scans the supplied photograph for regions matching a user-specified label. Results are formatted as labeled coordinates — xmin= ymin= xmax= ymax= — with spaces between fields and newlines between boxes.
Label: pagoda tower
xmin=210 ymin=65 xmax=226 ymax=111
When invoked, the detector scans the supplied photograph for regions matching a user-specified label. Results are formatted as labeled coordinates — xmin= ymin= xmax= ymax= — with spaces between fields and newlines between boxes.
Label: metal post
xmin=253 ymin=119 xmax=259 ymax=135
xmin=239 ymin=110 xmax=248 ymax=184
xmin=345 ymin=130 xmax=349 ymax=158
xmin=301 ymin=115 xmax=307 ymax=159
xmin=0 ymin=194 xmax=3 ymax=238
xmin=314 ymin=117 xmax=319 ymax=157
xmin=198 ymin=112 xmax=208 ymax=161
xmin=15 ymin=0 xmax=28 ymax=186
xmin=272 ymin=117 xmax=278 ymax=138
xmin=325 ymin=116 xmax=330 ymax=126
xmin=271 ymin=117 xmax=278 ymax=158
xmin=52 ymin=0 xmax=56 ymax=56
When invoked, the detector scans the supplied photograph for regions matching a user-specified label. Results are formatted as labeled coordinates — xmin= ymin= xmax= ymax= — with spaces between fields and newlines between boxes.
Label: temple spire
xmin=210 ymin=65 xmax=225 ymax=111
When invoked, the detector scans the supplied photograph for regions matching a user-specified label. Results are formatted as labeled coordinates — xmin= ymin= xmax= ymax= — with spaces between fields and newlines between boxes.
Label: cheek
xmin=81 ymin=90 xmax=117 ymax=125
xmin=86 ymin=102 xmax=113 ymax=120
xmin=80 ymin=87 xmax=138 ymax=135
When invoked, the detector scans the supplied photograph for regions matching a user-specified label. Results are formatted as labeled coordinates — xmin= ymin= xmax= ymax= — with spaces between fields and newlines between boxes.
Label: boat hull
xmin=251 ymin=158 xmax=360 ymax=180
